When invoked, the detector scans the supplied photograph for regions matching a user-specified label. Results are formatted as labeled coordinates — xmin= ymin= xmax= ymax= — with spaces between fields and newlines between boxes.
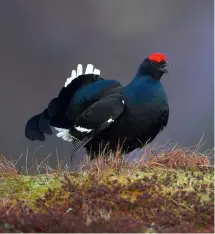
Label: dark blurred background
xmin=0 ymin=0 xmax=213 ymax=170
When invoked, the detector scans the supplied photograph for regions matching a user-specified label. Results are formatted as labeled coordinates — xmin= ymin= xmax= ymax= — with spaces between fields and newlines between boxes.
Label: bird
xmin=25 ymin=53 xmax=169 ymax=161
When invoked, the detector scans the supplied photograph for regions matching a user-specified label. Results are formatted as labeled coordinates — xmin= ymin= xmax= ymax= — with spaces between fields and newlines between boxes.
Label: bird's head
xmin=137 ymin=53 xmax=169 ymax=80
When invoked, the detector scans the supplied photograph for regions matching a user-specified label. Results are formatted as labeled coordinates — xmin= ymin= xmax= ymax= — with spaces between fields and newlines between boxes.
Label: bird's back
xmin=65 ymin=79 xmax=123 ymax=123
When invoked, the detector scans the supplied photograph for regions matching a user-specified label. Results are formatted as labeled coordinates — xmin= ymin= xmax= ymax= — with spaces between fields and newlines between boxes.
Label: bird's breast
xmin=110 ymin=95 xmax=169 ymax=138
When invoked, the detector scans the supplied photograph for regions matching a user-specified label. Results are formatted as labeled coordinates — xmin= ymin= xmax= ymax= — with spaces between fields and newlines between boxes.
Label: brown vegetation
xmin=0 ymin=145 xmax=214 ymax=233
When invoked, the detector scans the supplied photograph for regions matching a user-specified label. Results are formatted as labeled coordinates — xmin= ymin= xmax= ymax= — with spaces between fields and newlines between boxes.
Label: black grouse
xmin=25 ymin=53 xmax=169 ymax=160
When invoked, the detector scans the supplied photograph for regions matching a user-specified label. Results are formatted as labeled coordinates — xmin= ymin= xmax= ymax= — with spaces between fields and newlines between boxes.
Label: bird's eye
xmin=151 ymin=61 xmax=156 ymax=65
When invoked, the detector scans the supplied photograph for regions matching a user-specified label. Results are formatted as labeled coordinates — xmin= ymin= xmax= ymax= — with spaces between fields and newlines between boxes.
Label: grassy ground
xmin=0 ymin=145 xmax=214 ymax=233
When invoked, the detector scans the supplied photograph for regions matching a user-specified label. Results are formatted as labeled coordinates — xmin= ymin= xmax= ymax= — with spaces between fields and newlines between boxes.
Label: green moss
xmin=0 ymin=164 xmax=213 ymax=232
xmin=0 ymin=166 xmax=213 ymax=206
xmin=0 ymin=174 xmax=62 ymax=206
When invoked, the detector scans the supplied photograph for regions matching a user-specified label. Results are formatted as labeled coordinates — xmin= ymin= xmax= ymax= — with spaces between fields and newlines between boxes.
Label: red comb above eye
xmin=148 ymin=53 xmax=167 ymax=63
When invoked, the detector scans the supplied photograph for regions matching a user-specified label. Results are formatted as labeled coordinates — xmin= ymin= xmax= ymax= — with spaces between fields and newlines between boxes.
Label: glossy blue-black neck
xmin=136 ymin=63 xmax=147 ymax=77
xmin=123 ymin=64 xmax=166 ymax=104
xmin=133 ymin=62 xmax=165 ymax=82
xmin=129 ymin=64 xmax=161 ymax=85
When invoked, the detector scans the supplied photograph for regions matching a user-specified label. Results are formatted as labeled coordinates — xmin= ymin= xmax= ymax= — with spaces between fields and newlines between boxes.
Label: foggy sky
xmin=0 ymin=0 xmax=213 ymax=169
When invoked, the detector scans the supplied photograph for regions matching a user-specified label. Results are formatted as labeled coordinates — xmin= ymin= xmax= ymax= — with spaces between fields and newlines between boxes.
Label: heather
xmin=0 ymin=145 xmax=214 ymax=233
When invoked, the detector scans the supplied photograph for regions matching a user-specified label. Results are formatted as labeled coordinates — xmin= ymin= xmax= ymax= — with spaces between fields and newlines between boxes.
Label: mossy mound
xmin=0 ymin=160 xmax=213 ymax=233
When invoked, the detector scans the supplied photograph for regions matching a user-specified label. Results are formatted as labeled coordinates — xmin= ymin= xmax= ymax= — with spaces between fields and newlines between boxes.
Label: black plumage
xmin=25 ymin=53 xmax=169 ymax=160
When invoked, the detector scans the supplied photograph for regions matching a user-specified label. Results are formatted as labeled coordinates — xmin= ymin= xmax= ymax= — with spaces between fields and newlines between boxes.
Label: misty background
xmin=0 ymin=0 xmax=213 ymax=170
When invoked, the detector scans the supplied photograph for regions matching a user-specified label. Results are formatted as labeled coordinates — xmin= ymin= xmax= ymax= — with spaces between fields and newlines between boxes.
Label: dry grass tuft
xmin=145 ymin=150 xmax=210 ymax=168
xmin=0 ymin=155 xmax=18 ymax=176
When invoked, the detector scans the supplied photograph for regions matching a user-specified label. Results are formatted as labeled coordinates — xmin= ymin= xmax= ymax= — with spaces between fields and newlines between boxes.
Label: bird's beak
xmin=158 ymin=61 xmax=170 ymax=74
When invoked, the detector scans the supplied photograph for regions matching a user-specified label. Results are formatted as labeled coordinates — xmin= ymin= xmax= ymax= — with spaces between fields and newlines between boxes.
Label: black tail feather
xmin=39 ymin=109 xmax=53 ymax=135
xmin=25 ymin=114 xmax=45 ymax=141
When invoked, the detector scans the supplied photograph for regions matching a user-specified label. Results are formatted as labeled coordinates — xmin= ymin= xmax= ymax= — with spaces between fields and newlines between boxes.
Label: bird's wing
xmin=46 ymin=74 xmax=114 ymax=130
xmin=65 ymin=79 xmax=123 ymax=123
xmin=68 ymin=95 xmax=125 ymax=158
